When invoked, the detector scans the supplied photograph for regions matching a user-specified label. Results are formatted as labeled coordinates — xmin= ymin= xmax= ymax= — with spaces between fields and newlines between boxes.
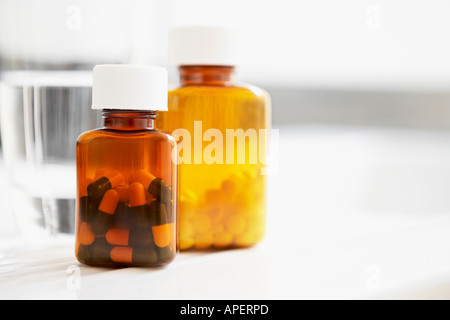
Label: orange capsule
xmin=135 ymin=170 xmax=171 ymax=202
xmin=134 ymin=170 xmax=157 ymax=191
xmin=98 ymin=189 xmax=120 ymax=215
xmin=128 ymin=182 xmax=150 ymax=228
xmin=91 ymin=189 xmax=120 ymax=235
xmin=78 ymin=222 xmax=95 ymax=246
xmin=129 ymin=182 xmax=147 ymax=207
xmin=152 ymin=224 xmax=172 ymax=248
xmin=151 ymin=203 xmax=172 ymax=248
xmin=110 ymin=247 xmax=133 ymax=264
xmin=106 ymin=171 xmax=125 ymax=189
xmin=110 ymin=247 xmax=158 ymax=265
xmin=106 ymin=228 xmax=154 ymax=247
xmin=115 ymin=185 xmax=130 ymax=203
xmin=106 ymin=229 xmax=130 ymax=246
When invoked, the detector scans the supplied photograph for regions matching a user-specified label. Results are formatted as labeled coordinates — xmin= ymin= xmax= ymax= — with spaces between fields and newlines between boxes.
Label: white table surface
xmin=1 ymin=124 xmax=450 ymax=300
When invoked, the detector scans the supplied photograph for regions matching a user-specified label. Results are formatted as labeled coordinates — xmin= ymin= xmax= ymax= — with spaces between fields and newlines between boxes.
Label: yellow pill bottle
xmin=157 ymin=26 xmax=272 ymax=250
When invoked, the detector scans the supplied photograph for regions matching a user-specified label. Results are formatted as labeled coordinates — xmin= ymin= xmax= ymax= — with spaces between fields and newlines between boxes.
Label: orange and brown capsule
xmin=91 ymin=189 xmax=120 ymax=235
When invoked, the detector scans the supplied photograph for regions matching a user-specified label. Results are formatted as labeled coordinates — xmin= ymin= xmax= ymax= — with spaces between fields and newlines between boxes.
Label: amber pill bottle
xmin=157 ymin=26 xmax=272 ymax=250
xmin=75 ymin=65 xmax=177 ymax=267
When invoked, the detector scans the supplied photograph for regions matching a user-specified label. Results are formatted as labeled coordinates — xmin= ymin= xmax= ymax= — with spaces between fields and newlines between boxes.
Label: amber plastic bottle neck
xmin=179 ymin=66 xmax=235 ymax=86
xmin=102 ymin=110 xmax=157 ymax=131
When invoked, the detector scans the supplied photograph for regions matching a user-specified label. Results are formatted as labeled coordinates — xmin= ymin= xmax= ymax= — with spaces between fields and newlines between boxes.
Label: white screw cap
xmin=169 ymin=25 xmax=238 ymax=67
xmin=92 ymin=64 xmax=168 ymax=111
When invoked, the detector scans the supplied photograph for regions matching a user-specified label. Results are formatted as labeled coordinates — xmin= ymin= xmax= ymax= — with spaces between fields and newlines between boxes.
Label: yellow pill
xmin=242 ymin=170 xmax=256 ymax=182
xmin=207 ymin=205 xmax=225 ymax=225
xmin=229 ymin=173 xmax=246 ymax=185
xmin=180 ymin=219 xmax=194 ymax=239
xmin=234 ymin=191 xmax=254 ymax=210
xmin=213 ymin=232 xmax=233 ymax=249
xmin=195 ymin=233 xmax=214 ymax=250
xmin=252 ymin=230 xmax=265 ymax=244
xmin=211 ymin=223 xmax=225 ymax=236
xmin=225 ymin=214 xmax=247 ymax=236
xmin=235 ymin=232 xmax=257 ymax=247
xmin=221 ymin=178 xmax=239 ymax=198
xmin=179 ymin=200 xmax=196 ymax=221
xmin=180 ymin=237 xmax=195 ymax=250
xmin=204 ymin=189 xmax=224 ymax=204
xmin=192 ymin=213 xmax=212 ymax=234
xmin=247 ymin=215 xmax=265 ymax=234
xmin=242 ymin=206 xmax=262 ymax=218
xmin=180 ymin=190 xmax=197 ymax=203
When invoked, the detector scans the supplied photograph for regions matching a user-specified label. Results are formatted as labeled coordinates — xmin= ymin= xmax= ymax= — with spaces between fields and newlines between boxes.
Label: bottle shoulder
xmin=77 ymin=128 xmax=176 ymax=145
xmin=169 ymin=83 xmax=270 ymax=101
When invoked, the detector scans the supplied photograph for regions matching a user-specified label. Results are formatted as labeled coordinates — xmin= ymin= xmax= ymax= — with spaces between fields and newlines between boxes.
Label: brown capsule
xmin=87 ymin=171 xmax=124 ymax=199
xmin=79 ymin=196 xmax=100 ymax=223
xmin=110 ymin=247 xmax=158 ymax=265
xmin=91 ymin=190 xmax=120 ymax=235
xmin=106 ymin=228 xmax=154 ymax=247
xmin=134 ymin=170 xmax=172 ymax=202
xmin=76 ymin=238 xmax=113 ymax=265
xmin=149 ymin=201 xmax=171 ymax=248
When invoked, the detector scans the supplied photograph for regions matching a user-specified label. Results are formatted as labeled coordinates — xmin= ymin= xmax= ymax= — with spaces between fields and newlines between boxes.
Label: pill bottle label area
xmin=75 ymin=131 xmax=177 ymax=267
xmin=158 ymin=84 xmax=271 ymax=251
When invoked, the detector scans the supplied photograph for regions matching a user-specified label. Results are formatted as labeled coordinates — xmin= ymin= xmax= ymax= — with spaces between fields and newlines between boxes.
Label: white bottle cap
xmin=92 ymin=64 xmax=168 ymax=111
xmin=169 ymin=25 xmax=238 ymax=67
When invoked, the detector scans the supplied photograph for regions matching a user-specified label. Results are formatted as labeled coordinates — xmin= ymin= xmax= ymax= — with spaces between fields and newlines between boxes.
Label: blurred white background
xmin=1 ymin=0 xmax=449 ymax=90
xmin=172 ymin=0 xmax=450 ymax=92
xmin=1 ymin=0 xmax=449 ymax=126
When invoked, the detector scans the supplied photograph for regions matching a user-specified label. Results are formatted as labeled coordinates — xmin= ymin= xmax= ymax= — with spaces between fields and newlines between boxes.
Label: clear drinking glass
xmin=0 ymin=71 xmax=101 ymax=236
xmin=0 ymin=0 xmax=171 ymax=239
